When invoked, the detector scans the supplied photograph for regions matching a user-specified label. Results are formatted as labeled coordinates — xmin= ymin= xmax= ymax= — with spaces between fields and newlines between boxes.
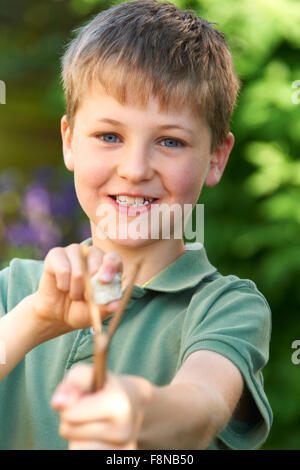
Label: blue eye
xmin=101 ymin=133 xmax=121 ymax=143
xmin=163 ymin=138 xmax=182 ymax=148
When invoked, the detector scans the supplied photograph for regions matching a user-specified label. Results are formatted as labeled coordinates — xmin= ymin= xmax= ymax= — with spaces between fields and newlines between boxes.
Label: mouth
xmin=109 ymin=195 xmax=159 ymax=207
xmin=107 ymin=195 xmax=159 ymax=215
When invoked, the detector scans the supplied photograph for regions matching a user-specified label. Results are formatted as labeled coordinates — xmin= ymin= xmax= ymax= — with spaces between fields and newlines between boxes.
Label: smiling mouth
xmin=109 ymin=195 xmax=159 ymax=207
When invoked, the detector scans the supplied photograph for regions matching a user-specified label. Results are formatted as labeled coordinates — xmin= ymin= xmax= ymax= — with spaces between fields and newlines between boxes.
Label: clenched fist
xmin=51 ymin=364 xmax=148 ymax=450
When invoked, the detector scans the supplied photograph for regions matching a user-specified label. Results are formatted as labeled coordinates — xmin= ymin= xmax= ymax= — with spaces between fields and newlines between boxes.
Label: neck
xmin=90 ymin=225 xmax=186 ymax=287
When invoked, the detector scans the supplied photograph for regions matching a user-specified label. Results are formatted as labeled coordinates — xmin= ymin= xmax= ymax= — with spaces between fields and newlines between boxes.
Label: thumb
xmin=51 ymin=364 xmax=94 ymax=410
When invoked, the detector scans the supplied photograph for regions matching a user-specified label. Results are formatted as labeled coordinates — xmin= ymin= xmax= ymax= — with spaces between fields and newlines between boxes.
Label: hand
xmin=51 ymin=365 xmax=148 ymax=450
xmin=32 ymin=244 xmax=123 ymax=337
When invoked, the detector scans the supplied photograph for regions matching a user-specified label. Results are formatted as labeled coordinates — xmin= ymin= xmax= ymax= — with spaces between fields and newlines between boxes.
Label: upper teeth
xmin=115 ymin=195 xmax=154 ymax=206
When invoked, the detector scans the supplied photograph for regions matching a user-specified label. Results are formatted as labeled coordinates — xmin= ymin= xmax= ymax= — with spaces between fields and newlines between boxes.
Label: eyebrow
xmin=96 ymin=118 xmax=194 ymax=135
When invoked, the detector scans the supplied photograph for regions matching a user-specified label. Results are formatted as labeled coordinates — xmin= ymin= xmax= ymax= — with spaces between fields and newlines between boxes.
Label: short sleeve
xmin=180 ymin=277 xmax=272 ymax=450
xmin=0 ymin=265 xmax=10 ymax=317
xmin=0 ymin=258 xmax=44 ymax=316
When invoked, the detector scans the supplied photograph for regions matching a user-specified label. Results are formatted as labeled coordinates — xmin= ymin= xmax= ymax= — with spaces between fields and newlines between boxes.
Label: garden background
xmin=0 ymin=0 xmax=300 ymax=449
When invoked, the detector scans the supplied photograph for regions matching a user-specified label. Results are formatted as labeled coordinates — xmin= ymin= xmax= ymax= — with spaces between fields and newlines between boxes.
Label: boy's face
xmin=61 ymin=85 xmax=233 ymax=247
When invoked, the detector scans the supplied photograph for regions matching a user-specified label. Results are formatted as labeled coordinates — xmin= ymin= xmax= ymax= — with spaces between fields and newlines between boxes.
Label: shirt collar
xmin=142 ymin=243 xmax=217 ymax=293
xmin=81 ymin=239 xmax=217 ymax=294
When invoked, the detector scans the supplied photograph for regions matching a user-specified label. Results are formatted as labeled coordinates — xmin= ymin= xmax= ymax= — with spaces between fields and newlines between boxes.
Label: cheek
xmin=169 ymin=162 xmax=205 ymax=202
xmin=72 ymin=136 xmax=111 ymax=188
xmin=72 ymin=158 xmax=111 ymax=216
xmin=73 ymin=155 xmax=110 ymax=190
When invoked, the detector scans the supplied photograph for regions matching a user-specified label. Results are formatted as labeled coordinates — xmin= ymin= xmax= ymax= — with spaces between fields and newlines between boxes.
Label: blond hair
xmin=62 ymin=0 xmax=240 ymax=152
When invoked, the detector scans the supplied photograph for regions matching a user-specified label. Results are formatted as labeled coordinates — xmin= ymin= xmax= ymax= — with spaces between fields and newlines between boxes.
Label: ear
xmin=61 ymin=115 xmax=74 ymax=171
xmin=204 ymin=132 xmax=235 ymax=187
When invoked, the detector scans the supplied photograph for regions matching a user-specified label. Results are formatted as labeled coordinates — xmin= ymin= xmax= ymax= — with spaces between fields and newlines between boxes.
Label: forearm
xmin=136 ymin=380 xmax=230 ymax=450
xmin=0 ymin=294 xmax=63 ymax=381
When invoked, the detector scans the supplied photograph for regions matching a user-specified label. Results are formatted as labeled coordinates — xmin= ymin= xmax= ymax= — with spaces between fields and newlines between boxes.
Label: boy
xmin=0 ymin=0 xmax=272 ymax=450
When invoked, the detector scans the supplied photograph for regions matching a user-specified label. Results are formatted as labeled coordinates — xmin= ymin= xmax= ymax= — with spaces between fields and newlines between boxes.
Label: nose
xmin=117 ymin=143 xmax=154 ymax=183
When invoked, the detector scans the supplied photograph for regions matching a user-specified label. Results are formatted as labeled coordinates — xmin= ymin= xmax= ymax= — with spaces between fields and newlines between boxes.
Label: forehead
xmin=77 ymin=81 xmax=208 ymax=131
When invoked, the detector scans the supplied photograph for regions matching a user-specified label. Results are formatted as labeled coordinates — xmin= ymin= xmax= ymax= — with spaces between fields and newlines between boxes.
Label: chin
xmin=93 ymin=213 xmax=180 ymax=248
xmin=104 ymin=234 xmax=160 ymax=249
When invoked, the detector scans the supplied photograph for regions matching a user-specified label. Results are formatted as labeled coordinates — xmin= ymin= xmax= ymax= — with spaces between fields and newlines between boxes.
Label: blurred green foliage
xmin=0 ymin=0 xmax=300 ymax=449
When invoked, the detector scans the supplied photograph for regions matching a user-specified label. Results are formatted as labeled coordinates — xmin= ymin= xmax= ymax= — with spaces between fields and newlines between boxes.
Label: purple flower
xmin=1 ymin=165 xmax=88 ymax=261
xmin=5 ymin=222 xmax=40 ymax=245
xmin=5 ymin=220 xmax=62 ymax=252
xmin=50 ymin=184 xmax=78 ymax=217
xmin=33 ymin=166 xmax=56 ymax=186
xmin=22 ymin=185 xmax=51 ymax=218
xmin=31 ymin=220 xmax=62 ymax=252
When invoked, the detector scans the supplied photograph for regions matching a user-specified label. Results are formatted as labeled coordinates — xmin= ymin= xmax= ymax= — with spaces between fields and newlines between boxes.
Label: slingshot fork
xmin=80 ymin=245 xmax=143 ymax=392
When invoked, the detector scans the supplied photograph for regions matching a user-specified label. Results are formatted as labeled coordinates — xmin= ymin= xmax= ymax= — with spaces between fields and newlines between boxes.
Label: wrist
xmin=118 ymin=375 xmax=155 ymax=449
xmin=121 ymin=374 xmax=153 ymax=410
xmin=25 ymin=293 xmax=73 ymax=345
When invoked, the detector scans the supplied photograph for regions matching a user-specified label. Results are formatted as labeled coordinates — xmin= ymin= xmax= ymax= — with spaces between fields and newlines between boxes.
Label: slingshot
xmin=80 ymin=245 xmax=143 ymax=391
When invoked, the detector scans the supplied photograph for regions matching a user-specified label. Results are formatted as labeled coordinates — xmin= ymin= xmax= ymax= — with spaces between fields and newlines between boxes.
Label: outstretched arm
xmin=52 ymin=349 xmax=243 ymax=450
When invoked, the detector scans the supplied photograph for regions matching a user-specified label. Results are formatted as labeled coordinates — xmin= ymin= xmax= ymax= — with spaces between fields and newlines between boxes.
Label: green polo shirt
xmin=0 ymin=240 xmax=272 ymax=450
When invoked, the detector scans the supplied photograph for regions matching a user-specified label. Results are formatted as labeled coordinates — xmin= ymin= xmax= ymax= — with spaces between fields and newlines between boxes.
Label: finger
xmin=65 ymin=244 xmax=86 ymax=301
xmin=61 ymin=379 xmax=131 ymax=424
xmin=68 ymin=440 xmax=136 ymax=450
xmin=59 ymin=420 xmax=133 ymax=444
xmin=51 ymin=365 xmax=94 ymax=410
xmin=93 ymin=299 xmax=122 ymax=324
xmin=97 ymin=252 xmax=123 ymax=283
xmin=68 ymin=440 xmax=104 ymax=450
xmin=105 ymin=299 xmax=121 ymax=313
xmin=44 ymin=247 xmax=71 ymax=292
xmin=85 ymin=245 xmax=104 ymax=276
